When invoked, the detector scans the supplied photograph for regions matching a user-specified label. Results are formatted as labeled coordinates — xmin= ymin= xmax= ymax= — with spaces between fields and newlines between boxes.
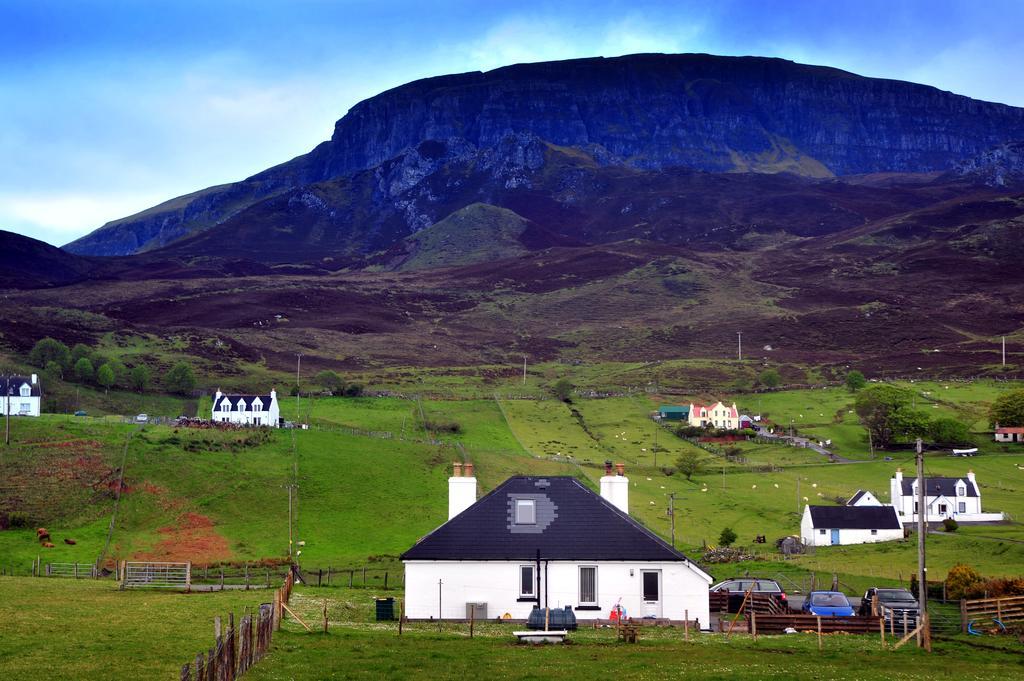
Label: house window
xmin=579 ymin=566 xmax=597 ymax=606
xmin=958 ymin=502 xmax=966 ymax=513
xmin=938 ymin=504 xmax=947 ymax=514
xmin=519 ymin=565 xmax=535 ymax=598
xmin=20 ymin=385 xmax=30 ymax=397
xmin=818 ymin=529 xmax=826 ymax=535
xmin=515 ymin=499 xmax=536 ymax=525
xmin=914 ymin=502 xmax=919 ymax=513
xmin=871 ymin=529 xmax=878 ymax=535
xmin=254 ymin=417 xmax=261 ymax=426
xmin=956 ymin=486 xmax=964 ymax=496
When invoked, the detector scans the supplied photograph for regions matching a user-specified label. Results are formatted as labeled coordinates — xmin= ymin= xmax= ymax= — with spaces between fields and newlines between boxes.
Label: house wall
xmin=0 ymin=395 xmax=40 ymax=417
xmin=403 ymin=560 xmax=711 ymax=627
xmin=212 ymin=401 xmax=280 ymax=427
xmin=800 ymin=506 xmax=903 ymax=546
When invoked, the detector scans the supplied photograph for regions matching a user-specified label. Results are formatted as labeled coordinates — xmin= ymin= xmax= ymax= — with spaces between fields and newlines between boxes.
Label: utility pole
xmin=522 ymin=355 xmax=527 ymax=385
xmin=737 ymin=332 xmax=742 ymax=361
xmin=288 ymin=484 xmax=294 ymax=559
xmin=668 ymin=493 xmax=676 ymax=548
xmin=796 ymin=477 xmax=801 ymax=514
xmin=5 ymin=383 xmax=11 ymax=446
xmin=295 ymin=353 xmax=302 ymax=424
xmin=1003 ymin=336 xmax=1007 ymax=366
xmin=653 ymin=423 xmax=658 ymax=468
xmin=916 ymin=437 xmax=931 ymax=651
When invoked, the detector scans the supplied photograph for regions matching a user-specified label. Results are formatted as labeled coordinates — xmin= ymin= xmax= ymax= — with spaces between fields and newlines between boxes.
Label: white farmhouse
xmin=687 ymin=401 xmax=739 ymax=430
xmin=890 ymin=468 xmax=1003 ymax=523
xmin=211 ymin=389 xmax=280 ymax=427
xmin=1 ymin=374 xmax=41 ymax=417
xmin=402 ymin=462 xmax=712 ymax=627
xmin=800 ymin=505 xmax=903 ymax=546
xmin=846 ymin=489 xmax=883 ymax=506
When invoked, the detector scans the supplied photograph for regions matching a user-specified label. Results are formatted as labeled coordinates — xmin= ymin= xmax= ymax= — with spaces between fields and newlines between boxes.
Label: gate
xmin=45 ymin=562 xmax=97 ymax=578
xmin=121 ymin=561 xmax=191 ymax=590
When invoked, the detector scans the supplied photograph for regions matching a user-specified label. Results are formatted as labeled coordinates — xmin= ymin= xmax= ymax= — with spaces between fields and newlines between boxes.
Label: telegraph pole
xmin=5 ymin=384 xmax=11 ymax=446
xmin=295 ymin=353 xmax=302 ymax=423
xmin=522 ymin=355 xmax=527 ymax=385
xmin=668 ymin=493 xmax=676 ymax=548
xmin=916 ymin=437 xmax=931 ymax=651
xmin=737 ymin=332 xmax=742 ymax=361
xmin=1003 ymin=336 xmax=1007 ymax=366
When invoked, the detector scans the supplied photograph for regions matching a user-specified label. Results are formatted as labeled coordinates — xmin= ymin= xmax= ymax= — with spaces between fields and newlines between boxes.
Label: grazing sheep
xmin=64 ymin=538 xmax=77 ymax=545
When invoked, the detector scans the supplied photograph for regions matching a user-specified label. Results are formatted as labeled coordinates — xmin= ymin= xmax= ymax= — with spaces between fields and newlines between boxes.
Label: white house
xmin=890 ymin=468 xmax=1003 ymax=523
xmin=846 ymin=490 xmax=883 ymax=507
xmin=800 ymin=505 xmax=903 ymax=546
xmin=687 ymin=401 xmax=739 ymax=430
xmin=211 ymin=389 xmax=280 ymax=427
xmin=995 ymin=427 xmax=1024 ymax=443
xmin=402 ymin=462 xmax=713 ymax=627
xmin=1 ymin=375 xmax=41 ymax=417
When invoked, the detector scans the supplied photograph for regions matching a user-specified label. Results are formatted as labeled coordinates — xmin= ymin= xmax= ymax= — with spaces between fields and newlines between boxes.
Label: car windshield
xmin=878 ymin=591 xmax=916 ymax=603
xmin=811 ymin=593 xmax=849 ymax=607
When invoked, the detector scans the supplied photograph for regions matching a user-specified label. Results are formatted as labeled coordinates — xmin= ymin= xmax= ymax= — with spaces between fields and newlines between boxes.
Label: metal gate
xmin=121 ymin=561 xmax=191 ymax=590
xmin=46 ymin=562 xmax=97 ymax=578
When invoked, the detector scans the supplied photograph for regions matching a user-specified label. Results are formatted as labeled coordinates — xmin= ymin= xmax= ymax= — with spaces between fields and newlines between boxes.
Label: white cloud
xmin=0 ymin=192 xmax=168 ymax=246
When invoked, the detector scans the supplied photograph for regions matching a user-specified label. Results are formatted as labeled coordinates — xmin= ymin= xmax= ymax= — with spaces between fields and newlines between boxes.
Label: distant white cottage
xmin=890 ymin=468 xmax=1003 ymax=523
xmin=402 ymin=462 xmax=713 ymax=626
xmin=846 ymin=489 xmax=883 ymax=507
xmin=212 ymin=389 xmax=280 ymax=427
xmin=800 ymin=504 xmax=904 ymax=546
xmin=1 ymin=374 xmax=41 ymax=417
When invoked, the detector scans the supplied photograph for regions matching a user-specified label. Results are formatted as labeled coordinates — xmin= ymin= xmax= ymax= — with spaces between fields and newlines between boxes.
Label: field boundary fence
xmin=45 ymin=562 xmax=97 ymax=578
xmin=179 ymin=570 xmax=295 ymax=681
xmin=120 ymin=560 xmax=191 ymax=590
xmin=299 ymin=565 xmax=402 ymax=589
xmin=961 ymin=595 xmax=1024 ymax=631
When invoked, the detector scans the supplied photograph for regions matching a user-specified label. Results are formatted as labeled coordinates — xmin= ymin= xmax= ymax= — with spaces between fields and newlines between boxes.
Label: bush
xmin=845 ymin=370 xmax=867 ymax=392
xmin=424 ymin=419 xmax=461 ymax=434
xmin=945 ymin=563 xmax=984 ymax=600
xmin=551 ymin=378 xmax=574 ymax=403
xmin=718 ymin=527 xmax=738 ymax=547
xmin=30 ymin=338 xmax=71 ymax=371
xmin=1 ymin=510 xmax=30 ymax=529
xmin=758 ymin=368 xmax=781 ymax=388
xmin=942 ymin=518 xmax=959 ymax=532
xmin=164 ymin=362 xmax=196 ymax=395
xmin=343 ymin=383 xmax=364 ymax=397
xmin=315 ymin=370 xmax=345 ymax=394
xmin=73 ymin=357 xmax=94 ymax=383
xmin=660 ymin=466 xmax=676 ymax=477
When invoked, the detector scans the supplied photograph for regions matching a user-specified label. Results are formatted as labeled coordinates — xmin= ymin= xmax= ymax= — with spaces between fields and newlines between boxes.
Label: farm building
xmin=995 ymin=427 xmax=1024 ymax=443
xmin=687 ymin=401 xmax=739 ymax=430
xmin=890 ymin=469 xmax=1004 ymax=523
xmin=800 ymin=505 xmax=903 ymax=546
xmin=402 ymin=462 xmax=712 ymax=626
xmin=0 ymin=374 xmax=41 ymax=417
xmin=846 ymin=490 xmax=883 ymax=506
xmin=211 ymin=389 xmax=280 ymax=427
xmin=657 ymin=405 xmax=690 ymax=421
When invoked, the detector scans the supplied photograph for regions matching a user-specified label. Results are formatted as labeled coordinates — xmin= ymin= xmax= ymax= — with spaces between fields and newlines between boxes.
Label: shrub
xmin=942 ymin=518 xmax=959 ymax=532
xmin=660 ymin=466 xmax=676 ymax=477
xmin=164 ymin=362 xmax=196 ymax=395
xmin=551 ymin=378 xmax=574 ymax=403
xmin=758 ymin=369 xmax=781 ymax=388
xmin=30 ymin=338 xmax=71 ymax=371
xmin=73 ymin=357 xmax=94 ymax=383
xmin=343 ymin=383 xmax=364 ymax=397
xmin=845 ymin=370 xmax=867 ymax=392
xmin=718 ymin=527 xmax=738 ymax=547
xmin=945 ymin=563 xmax=984 ymax=600
xmin=424 ymin=419 xmax=461 ymax=434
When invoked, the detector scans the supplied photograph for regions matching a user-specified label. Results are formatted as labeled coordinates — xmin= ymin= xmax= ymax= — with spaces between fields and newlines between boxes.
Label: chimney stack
xmin=600 ymin=462 xmax=629 ymax=514
xmin=448 ymin=461 xmax=477 ymax=520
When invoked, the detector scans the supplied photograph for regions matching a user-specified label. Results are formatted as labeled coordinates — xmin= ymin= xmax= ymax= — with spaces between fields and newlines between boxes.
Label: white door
xmin=641 ymin=570 xmax=662 ymax=618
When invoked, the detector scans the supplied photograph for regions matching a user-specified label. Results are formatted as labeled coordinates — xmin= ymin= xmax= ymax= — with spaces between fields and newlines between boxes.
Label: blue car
xmin=802 ymin=591 xmax=855 ymax=617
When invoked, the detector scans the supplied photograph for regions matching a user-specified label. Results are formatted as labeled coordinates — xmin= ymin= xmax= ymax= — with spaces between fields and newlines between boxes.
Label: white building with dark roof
xmin=890 ymin=468 xmax=1003 ymax=523
xmin=402 ymin=462 xmax=713 ymax=626
xmin=1 ymin=374 xmax=41 ymax=417
xmin=846 ymin=489 xmax=883 ymax=507
xmin=800 ymin=504 xmax=904 ymax=546
xmin=212 ymin=389 xmax=280 ymax=427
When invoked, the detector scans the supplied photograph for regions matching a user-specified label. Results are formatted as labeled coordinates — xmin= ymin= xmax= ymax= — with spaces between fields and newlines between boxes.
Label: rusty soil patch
xmin=133 ymin=511 xmax=232 ymax=564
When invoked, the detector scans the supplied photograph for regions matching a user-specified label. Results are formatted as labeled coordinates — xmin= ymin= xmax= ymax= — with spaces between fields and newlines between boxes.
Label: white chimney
xmin=270 ymin=388 xmax=277 ymax=400
xmin=448 ymin=461 xmax=477 ymax=519
xmin=966 ymin=469 xmax=976 ymax=490
xmin=600 ymin=461 xmax=629 ymax=515
xmin=31 ymin=373 xmax=38 ymax=385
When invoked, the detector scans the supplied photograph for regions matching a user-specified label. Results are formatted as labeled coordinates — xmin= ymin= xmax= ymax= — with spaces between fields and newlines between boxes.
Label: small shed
xmin=995 ymin=427 xmax=1024 ymax=443
xmin=658 ymin=406 xmax=690 ymax=421
xmin=800 ymin=505 xmax=903 ymax=546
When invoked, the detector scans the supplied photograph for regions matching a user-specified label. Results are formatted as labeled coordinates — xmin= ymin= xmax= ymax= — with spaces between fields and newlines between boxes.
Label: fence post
xmin=180 ymin=662 xmax=191 ymax=681
xmin=195 ymin=653 xmax=204 ymax=681
xmin=220 ymin=567 xmax=224 ymax=591
xmin=384 ymin=571 xmax=388 ymax=590
xmin=960 ymin=599 xmax=967 ymax=634
xmin=817 ymin=617 xmax=822 ymax=652
xmin=244 ymin=564 xmax=249 ymax=591
xmin=684 ymin=609 xmax=689 ymax=642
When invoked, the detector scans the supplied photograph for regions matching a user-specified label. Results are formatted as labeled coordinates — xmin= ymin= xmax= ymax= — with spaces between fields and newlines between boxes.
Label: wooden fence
xmin=180 ymin=571 xmax=294 ymax=681
xmin=961 ymin=595 xmax=1024 ymax=630
xmin=709 ymin=591 xmax=790 ymax=615
xmin=747 ymin=614 xmax=883 ymax=635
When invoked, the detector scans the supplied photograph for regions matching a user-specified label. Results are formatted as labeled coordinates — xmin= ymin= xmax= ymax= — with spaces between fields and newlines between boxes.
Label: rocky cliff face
xmin=951 ymin=141 xmax=1024 ymax=186
xmin=65 ymin=53 xmax=1024 ymax=256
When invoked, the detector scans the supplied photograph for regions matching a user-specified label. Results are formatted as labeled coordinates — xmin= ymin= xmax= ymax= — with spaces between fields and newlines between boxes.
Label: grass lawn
xmin=0 ymin=577 xmax=265 ymax=681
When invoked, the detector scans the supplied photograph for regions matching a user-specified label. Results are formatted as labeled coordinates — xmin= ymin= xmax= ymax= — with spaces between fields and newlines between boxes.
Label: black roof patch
xmin=847 ymin=490 xmax=868 ymax=506
xmin=808 ymin=505 xmax=902 ymax=530
xmin=899 ymin=477 xmax=976 ymax=498
xmin=213 ymin=394 xmax=274 ymax=411
xmin=402 ymin=476 xmax=709 ymax=578
xmin=1 ymin=376 xmax=41 ymax=397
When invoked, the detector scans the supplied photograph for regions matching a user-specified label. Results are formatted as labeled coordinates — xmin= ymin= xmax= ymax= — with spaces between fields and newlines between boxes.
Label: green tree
xmin=758 ymin=368 xmax=781 ymax=388
xmin=845 ymin=370 xmax=867 ymax=392
xmin=71 ymin=343 xmax=93 ymax=363
xmin=30 ymin=338 xmax=71 ymax=372
xmin=990 ymin=389 xmax=1024 ymax=427
xmin=43 ymin=361 xmax=63 ymax=382
xmin=854 ymin=384 xmax=925 ymax=449
xmin=551 ymin=378 xmax=574 ymax=402
xmin=928 ymin=417 xmax=971 ymax=444
xmin=164 ymin=362 xmax=196 ymax=395
xmin=315 ymin=370 xmax=344 ymax=394
xmin=129 ymin=365 xmax=151 ymax=393
xmin=96 ymin=363 xmax=115 ymax=393
xmin=343 ymin=383 xmax=364 ymax=397
xmin=73 ymin=357 xmax=94 ymax=383
xmin=718 ymin=527 xmax=738 ymax=547
xmin=675 ymin=450 xmax=702 ymax=481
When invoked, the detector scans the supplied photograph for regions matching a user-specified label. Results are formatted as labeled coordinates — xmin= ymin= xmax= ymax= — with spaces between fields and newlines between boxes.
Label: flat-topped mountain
xmin=65 ymin=53 xmax=1024 ymax=257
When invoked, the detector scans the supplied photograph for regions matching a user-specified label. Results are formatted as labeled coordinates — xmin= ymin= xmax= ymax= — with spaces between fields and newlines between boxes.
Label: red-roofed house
xmin=687 ymin=401 xmax=739 ymax=430
xmin=995 ymin=427 xmax=1024 ymax=443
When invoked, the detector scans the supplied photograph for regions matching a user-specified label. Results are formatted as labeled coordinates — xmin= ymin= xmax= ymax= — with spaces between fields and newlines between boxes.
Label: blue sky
xmin=3 ymin=0 xmax=1023 ymax=246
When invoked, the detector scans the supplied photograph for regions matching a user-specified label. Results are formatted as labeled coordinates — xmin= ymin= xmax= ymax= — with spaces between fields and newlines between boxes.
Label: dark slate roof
xmin=899 ymin=477 xmax=977 ymax=498
xmin=846 ymin=490 xmax=868 ymax=506
xmin=808 ymin=505 xmax=901 ymax=530
xmin=213 ymin=394 xmax=274 ymax=411
xmin=0 ymin=376 xmax=41 ymax=397
xmin=402 ymin=476 xmax=710 ymax=577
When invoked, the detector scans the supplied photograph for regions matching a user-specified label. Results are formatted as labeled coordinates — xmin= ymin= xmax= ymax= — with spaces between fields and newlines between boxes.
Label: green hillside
xmin=395 ymin=203 xmax=531 ymax=271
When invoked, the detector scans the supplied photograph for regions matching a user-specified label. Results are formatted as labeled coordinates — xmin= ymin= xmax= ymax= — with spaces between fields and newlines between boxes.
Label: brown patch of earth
xmin=133 ymin=511 xmax=232 ymax=564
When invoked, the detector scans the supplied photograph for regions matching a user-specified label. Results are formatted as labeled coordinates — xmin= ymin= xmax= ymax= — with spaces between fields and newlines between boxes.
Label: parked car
xmin=709 ymin=578 xmax=788 ymax=613
xmin=134 ymin=413 xmax=149 ymax=423
xmin=859 ymin=588 xmax=919 ymax=626
xmin=73 ymin=410 xmax=87 ymax=417
xmin=802 ymin=591 xmax=855 ymax=617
